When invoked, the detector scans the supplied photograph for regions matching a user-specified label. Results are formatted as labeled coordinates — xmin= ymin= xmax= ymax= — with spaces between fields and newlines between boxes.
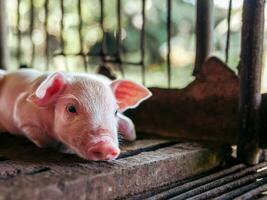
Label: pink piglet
xmin=0 ymin=69 xmax=151 ymax=161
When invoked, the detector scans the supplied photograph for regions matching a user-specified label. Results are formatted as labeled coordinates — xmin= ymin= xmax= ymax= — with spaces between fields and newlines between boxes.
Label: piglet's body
xmin=0 ymin=69 xmax=151 ymax=161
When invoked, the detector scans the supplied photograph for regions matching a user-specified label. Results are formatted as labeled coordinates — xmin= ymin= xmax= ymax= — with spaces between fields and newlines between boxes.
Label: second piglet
xmin=0 ymin=69 xmax=151 ymax=161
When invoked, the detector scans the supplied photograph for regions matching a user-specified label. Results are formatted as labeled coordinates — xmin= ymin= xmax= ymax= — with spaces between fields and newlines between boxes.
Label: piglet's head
xmin=28 ymin=72 xmax=151 ymax=161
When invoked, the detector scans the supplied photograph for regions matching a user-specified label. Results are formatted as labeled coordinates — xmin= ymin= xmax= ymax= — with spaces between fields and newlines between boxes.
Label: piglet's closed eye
xmin=111 ymin=80 xmax=152 ymax=112
xmin=27 ymin=72 xmax=67 ymax=107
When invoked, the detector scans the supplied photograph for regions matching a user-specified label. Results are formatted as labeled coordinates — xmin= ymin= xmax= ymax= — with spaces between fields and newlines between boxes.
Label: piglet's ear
xmin=27 ymin=72 xmax=67 ymax=107
xmin=111 ymin=80 xmax=152 ymax=112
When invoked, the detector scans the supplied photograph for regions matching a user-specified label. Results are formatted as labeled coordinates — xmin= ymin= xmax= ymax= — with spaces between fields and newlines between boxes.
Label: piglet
xmin=0 ymin=69 xmax=151 ymax=161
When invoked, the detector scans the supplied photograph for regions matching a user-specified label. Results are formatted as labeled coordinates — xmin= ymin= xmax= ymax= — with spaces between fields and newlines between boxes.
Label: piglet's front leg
xmin=117 ymin=113 xmax=136 ymax=141
xmin=21 ymin=126 xmax=57 ymax=148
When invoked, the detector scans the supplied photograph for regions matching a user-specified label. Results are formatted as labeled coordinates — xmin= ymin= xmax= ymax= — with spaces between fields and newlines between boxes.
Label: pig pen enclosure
xmin=1 ymin=0 xmax=267 ymax=199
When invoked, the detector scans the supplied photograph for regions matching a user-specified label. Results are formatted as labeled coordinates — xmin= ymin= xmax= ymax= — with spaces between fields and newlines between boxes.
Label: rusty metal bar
xmin=168 ymin=162 xmax=267 ymax=200
xmin=77 ymin=0 xmax=87 ymax=72
xmin=116 ymin=0 xmax=124 ymax=76
xmin=44 ymin=0 xmax=49 ymax=70
xmin=234 ymin=183 xmax=267 ymax=200
xmin=16 ymin=0 xmax=21 ymax=66
xmin=0 ymin=0 xmax=8 ymax=69
xmin=145 ymin=164 xmax=246 ymax=200
xmin=29 ymin=0 xmax=35 ymax=68
xmin=193 ymin=0 xmax=213 ymax=75
xmin=140 ymin=0 xmax=146 ymax=85
xmin=237 ymin=0 xmax=265 ymax=165
xmin=167 ymin=0 xmax=171 ymax=88
xmin=60 ymin=0 xmax=65 ymax=53
xmin=99 ymin=0 xmax=106 ymax=64
xmin=59 ymin=0 xmax=68 ymax=71
xmin=225 ymin=0 xmax=232 ymax=64
xmin=214 ymin=176 xmax=267 ymax=200
xmin=187 ymin=169 xmax=267 ymax=200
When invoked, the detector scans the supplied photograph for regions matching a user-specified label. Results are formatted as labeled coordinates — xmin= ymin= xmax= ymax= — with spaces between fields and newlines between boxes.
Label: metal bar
xmin=237 ymin=0 xmax=265 ymax=165
xmin=44 ymin=0 xmax=49 ymax=70
xmin=77 ymin=0 xmax=87 ymax=72
xmin=60 ymin=0 xmax=64 ymax=53
xmin=99 ymin=0 xmax=106 ymax=64
xmin=140 ymin=0 xmax=146 ymax=85
xmin=29 ymin=0 xmax=35 ymax=68
xmin=214 ymin=176 xmax=267 ymax=200
xmin=225 ymin=0 xmax=232 ymax=64
xmin=167 ymin=0 xmax=171 ymax=88
xmin=146 ymin=164 xmax=246 ymax=200
xmin=168 ymin=162 xmax=267 ymax=200
xmin=234 ymin=183 xmax=267 ymax=200
xmin=116 ymin=0 xmax=124 ymax=76
xmin=16 ymin=0 xmax=21 ymax=66
xmin=186 ymin=169 xmax=267 ymax=200
xmin=193 ymin=0 xmax=213 ymax=75
xmin=0 ymin=0 xmax=8 ymax=69
xmin=60 ymin=0 xmax=68 ymax=71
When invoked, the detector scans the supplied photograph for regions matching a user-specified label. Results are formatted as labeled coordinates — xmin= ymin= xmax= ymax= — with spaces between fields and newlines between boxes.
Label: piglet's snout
xmin=88 ymin=141 xmax=120 ymax=161
xmin=86 ymin=135 xmax=120 ymax=161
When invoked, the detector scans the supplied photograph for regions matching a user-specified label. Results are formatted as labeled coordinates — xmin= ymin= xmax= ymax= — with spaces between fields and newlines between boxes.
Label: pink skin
xmin=0 ymin=69 xmax=151 ymax=161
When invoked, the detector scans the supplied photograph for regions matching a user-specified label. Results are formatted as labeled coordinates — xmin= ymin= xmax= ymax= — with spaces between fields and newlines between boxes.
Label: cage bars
xmin=16 ymin=0 xmax=21 ymax=66
xmin=115 ymin=0 xmax=124 ymax=76
xmin=225 ymin=0 xmax=232 ymax=64
xmin=193 ymin=0 xmax=213 ymax=75
xmin=140 ymin=0 xmax=146 ymax=85
xmin=237 ymin=0 xmax=265 ymax=165
xmin=167 ymin=0 xmax=172 ymax=88
xmin=77 ymin=0 xmax=87 ymax=72
xmin=99 ymin=0 xmax=107 ymax=65
xmin=13 ymin=0 xmax=150 ymax=84
xmin=29 ymin=0 xmax=35 ymax=68
xmin=0 ymin=0 xmax=8 ymax=69
xmin=44 ymin=0 xmax=49 ymax=70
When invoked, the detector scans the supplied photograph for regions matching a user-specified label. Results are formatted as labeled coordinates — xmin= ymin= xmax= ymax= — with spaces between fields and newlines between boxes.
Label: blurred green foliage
xmin=6 ymin=0 xmax=242 ymax=88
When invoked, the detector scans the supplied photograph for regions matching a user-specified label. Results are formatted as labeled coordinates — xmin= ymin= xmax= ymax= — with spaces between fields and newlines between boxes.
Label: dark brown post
xmin=193 ymin=0 xmax=213 ymax=75
xmin=237 ymin=0 xmax=265 ymax=165
xmin=0 ymin=0 xmax=8 ymax=69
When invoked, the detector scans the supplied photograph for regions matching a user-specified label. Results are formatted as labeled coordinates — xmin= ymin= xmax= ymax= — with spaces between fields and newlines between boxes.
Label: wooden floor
xmin=0 ymin=134 xmax=225 ymax=200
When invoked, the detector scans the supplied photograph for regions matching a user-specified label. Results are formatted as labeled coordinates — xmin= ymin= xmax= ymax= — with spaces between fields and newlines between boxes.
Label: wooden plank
xmin=0 ymin=134 xmax=225 ymax=200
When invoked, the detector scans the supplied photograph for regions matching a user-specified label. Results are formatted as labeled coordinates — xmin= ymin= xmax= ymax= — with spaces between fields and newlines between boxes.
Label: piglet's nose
xmin=89 ymin=143 xmax=120 ymax=161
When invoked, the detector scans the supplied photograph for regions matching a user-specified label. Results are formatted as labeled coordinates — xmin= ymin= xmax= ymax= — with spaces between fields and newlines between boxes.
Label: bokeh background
xmin=6 ymin=0 xmax=267 ymax=90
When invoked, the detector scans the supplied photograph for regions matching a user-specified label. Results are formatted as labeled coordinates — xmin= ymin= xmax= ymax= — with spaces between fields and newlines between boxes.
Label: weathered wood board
xmin=0 ymin=134 xmax=225 ymax=200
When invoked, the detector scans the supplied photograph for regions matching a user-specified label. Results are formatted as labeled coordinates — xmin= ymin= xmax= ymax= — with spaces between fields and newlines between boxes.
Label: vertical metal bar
xmin=99 ymin=0 xmax=106 ymax=64
xmin=0 ymin=0 xmax=8 ymax=69
xmin=237 ymin=0 xmax=265 ymax=165
xmin=116 ymin=0 xmax=124 ymax=76
xmin=44 ymin=0 xmax=49 ymax=70
xmin=77 ymin=0 xmax=87 ymax=72
xmin=29 ymin=0 xmax=35 ymax=68
xmin=225 ymin=0 xmax=232 ymax=64
xmin=141 ymin=0 xmax=146 ymax=85
xmin=193 ymin=0 xmax=213 ymax=75
xmin=60 ymin=0 xmax=68 ymax=71
xmin=17 ymin=0 xmax=21 ymax=67
xmin=60 ymin=0 xmax=64 ymax=52
xmin=167 ymin=0 xmax=172 ymax=88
